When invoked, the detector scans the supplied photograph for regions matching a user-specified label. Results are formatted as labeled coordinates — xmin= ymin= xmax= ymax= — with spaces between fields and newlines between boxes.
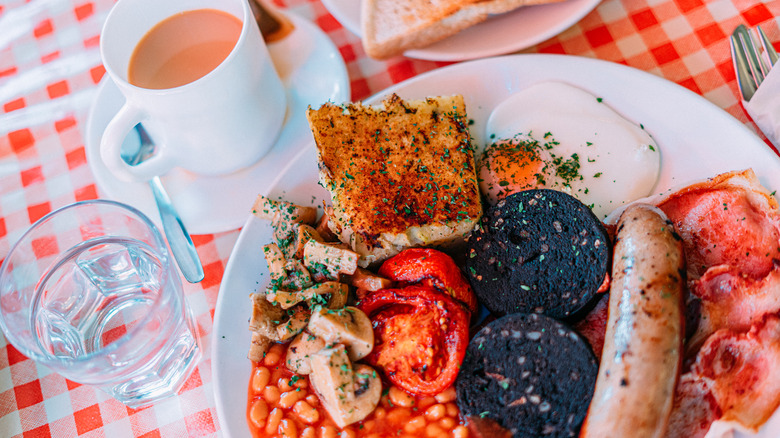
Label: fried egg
xmin=480 ymin=81 xmax=661 ymax=218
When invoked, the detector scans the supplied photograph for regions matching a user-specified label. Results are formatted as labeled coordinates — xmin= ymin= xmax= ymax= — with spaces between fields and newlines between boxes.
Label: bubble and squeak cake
xmin=306 ymin=94 xmax=483 ymax=267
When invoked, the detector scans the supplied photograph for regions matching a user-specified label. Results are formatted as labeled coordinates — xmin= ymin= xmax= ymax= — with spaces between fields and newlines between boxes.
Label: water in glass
xmin=0 ymin=200 xmax=200 ymax=408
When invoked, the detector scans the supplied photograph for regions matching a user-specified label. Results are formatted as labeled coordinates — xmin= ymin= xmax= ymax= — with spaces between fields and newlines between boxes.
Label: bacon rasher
xmin=589 ymin=169 xmax=780 ymax=437
xmin=658 ymin=170 xmax=780 ymax=436
xmin=656 ymin=169 xmax=780 ymax=281
xmin=688 ymin=265 xmax=780 ymax=353
xmin=694 ymin=313 xmax=780 ymax=430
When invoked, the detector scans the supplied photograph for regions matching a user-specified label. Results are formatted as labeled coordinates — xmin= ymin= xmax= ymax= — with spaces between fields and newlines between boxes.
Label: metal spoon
xmin=121 ymin=124 xmax=205 ymax=283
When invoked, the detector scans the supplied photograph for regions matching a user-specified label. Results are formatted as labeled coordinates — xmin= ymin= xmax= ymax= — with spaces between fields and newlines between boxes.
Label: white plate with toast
xmin=322 ymin=0 xmax=601 ymax=61
xmin=212 ymin=54 xmax=780 ymax=437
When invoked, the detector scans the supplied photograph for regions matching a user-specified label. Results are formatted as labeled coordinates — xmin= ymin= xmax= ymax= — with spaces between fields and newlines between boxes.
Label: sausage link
xmin=581 ymin=204 xmax=684 ymax=438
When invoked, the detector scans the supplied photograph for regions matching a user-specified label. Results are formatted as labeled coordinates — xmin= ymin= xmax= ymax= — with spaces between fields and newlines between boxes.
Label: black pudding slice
xmin=465 ymin=189 xmax=610 ymax=318
xmin=456 ymin=313 xmax=598 ymax=438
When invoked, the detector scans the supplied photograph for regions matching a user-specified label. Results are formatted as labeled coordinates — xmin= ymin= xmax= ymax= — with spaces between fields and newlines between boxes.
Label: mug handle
xmin=100 ymin=103 xmax=175 ymax=182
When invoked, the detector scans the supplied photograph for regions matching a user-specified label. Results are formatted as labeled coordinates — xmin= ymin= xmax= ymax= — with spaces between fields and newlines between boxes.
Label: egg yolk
xmin=479 ymin=139 xmax=548 ymax=205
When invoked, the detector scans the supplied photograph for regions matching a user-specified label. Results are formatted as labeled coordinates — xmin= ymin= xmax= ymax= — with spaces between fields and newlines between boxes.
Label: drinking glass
xmin=0 ymin=200 xmax=201 ymax=408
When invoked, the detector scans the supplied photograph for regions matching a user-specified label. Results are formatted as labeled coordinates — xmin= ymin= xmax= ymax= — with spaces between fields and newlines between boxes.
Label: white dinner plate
xmin=85 ymin=13 xmax=349 ymax=235
xmin=321 ymin=0 xmax=601 ymax=61
xmin=212 ymin=54 xmax=780 ymax=437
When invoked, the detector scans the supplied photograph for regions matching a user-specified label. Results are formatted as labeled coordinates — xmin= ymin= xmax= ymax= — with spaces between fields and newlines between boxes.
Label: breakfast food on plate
xmin=465 ymin=189 xmax=611 ymax=318
xmin=377 ymin=247 xmax=478 ymax=312
xmin=357 ymin=249 xmax=475 ymax=396
xmin=247 ymin=85 xmax=780 ymax=438
xmin=603 ymin=169 xmax=780 ymax=353
xmin=480 ymin=81 xmax=660 ymax=218
xmin=641 ymin=169 xmax=780 ymax=437
xmin=358 ymin=285 xmax=470 ymax=395
xmin=247 ymin=195 xmax=385 ymax=430
xmin=246 ymin=167 xmax=780 ymax=437
xmin=455 ymin=313 xmax=598 ymax=438
xmin=586 ymin=168 xmax=780 ymax=437
xmin=360 ymin=0 xmax=565 ymax=59
xmin=653 ymin=169 xmax=780 ymax=359
xmin=581 ymin=204 xmax=685 ymax=438
xmin=571 ymin=292 xmax=609 ymax=358
xmin=306 ymin=93 xmax=482 ymax=267
xmin=693 ymin=313 xmax=780 ymax=429
xmin=653 ymin=168 xmax=780 ymax=282
xmin=247 ymin=196 xmax=475 ymax=436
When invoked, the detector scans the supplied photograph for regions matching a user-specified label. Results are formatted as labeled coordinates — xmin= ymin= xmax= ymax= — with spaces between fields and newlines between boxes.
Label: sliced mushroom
xmin=253 ymin=195 xmax=318 ymax=258
xmin=247 ymin=300 xmax=282 ymax=361
xmin=309 ymin=281 xmax=349 ymax=309
xmin=250 ymin=293 xmax=284 ymax=331
xmin=309 ymin=344 xmax=382 ymax=428
xmin=308 ymin=306 xmax=373 ymax=361
xmin=267 ymin=281 xmax=349 ymax=310
xmin=319 ymin=205 xmax=342 ymax=242
xmin=345 ymin=267 xmax=394 ymax=292
xmin=266 ymin=289 xmax=303 ymax=309
xmin=315 ymin=206 xmax=337 ymax=242
xmin=303 ymin=240 xmax=359 ymax=280
xmin=295 ymin=225 xmax=323 ymax=259
xmin=252 ymin=195 xmax=317 ymax=225
xmin=281 ymin=259 xmax=312 ymax=291
xmin=274 ymin=226 xmax=300 ymax=260
xmin=274 ymin=305 xmax=309 ymax=341
xmin=263 ymin=243 xmax=287 ymax=287
xmin=285 ymin=331 xmax=327 ymax=374
xmin=248 ymin=332 xmax=272 ymax=362
xmin=249 ymin=294 xmax=309 ymax=342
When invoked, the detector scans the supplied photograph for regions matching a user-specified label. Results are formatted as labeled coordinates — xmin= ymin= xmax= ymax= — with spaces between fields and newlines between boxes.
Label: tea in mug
xmin=128 ymin=9 xmax=242 ymax=90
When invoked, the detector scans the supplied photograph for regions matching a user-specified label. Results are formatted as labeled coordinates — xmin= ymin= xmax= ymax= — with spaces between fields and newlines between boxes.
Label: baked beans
xmin=424 ymin=404 xmax=446 ymax=421
xmin=253 ymin=367 xmax=272 ymax=392
xmin=249 ymin=399 xmax=269 ymax=428
xmin=264 ymin=344 xmax=285 ymax=367
xmin=388 ymin=386 xmax=415 ymax=408
xmin=293 ymin=400 xmax=320 ymax=424
xmin=279 ymin=389 xmax=307 ymax=409
xmin=264 ymin=386 xmax=281 ymax=405
xmin=279 ymin=419 xmax=297 ymax=438
xmin=246 ymin=344 xmax=469 ymax=438
xmin=266 ymin=408 xmax=284 ymax=435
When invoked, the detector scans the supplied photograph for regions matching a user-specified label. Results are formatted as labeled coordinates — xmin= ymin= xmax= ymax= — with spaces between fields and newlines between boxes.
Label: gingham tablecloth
xmin=0 ymin=0 xmax=778 ymax=436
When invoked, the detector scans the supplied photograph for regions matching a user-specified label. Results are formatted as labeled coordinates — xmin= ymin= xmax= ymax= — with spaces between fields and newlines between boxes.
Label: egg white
xmin=483 ymin=81 xmax=661 ymax=219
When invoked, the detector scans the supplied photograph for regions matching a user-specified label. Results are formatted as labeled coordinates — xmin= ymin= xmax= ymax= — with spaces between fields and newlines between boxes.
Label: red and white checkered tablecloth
xmin=0 ymin=0 xmax=778 ymax=436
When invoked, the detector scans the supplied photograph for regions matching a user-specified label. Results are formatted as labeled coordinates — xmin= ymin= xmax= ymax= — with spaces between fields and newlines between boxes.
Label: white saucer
xmin=86 ymin=13 xmax=350 ymax=235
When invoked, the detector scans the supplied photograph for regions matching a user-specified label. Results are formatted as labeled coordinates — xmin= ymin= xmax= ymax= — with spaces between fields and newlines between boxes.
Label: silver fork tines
xmin=731 ymin=24 xmax=777 ymax=101
xmin=758 ymin=26 xmax=779 ymax=66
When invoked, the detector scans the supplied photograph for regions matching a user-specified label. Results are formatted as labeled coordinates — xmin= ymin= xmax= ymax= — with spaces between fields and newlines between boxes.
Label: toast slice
xmin=306 ymin=94 xmax=483 ymax=266
xmin=361 ymin=0 xmax=565 ymax=59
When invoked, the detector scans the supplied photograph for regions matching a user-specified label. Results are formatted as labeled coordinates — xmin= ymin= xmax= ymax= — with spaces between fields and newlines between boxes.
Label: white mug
xmin=99 ymin=0 xmax=286 ymax=182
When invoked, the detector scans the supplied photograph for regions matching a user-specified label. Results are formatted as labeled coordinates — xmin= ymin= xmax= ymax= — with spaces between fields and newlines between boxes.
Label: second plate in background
xmin=322 ymin=0 xmax=601 ymax=61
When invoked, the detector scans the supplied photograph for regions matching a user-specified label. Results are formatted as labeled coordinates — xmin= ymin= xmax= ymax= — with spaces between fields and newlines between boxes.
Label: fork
xmin=730 ymin=24 xmax=779 ymax=101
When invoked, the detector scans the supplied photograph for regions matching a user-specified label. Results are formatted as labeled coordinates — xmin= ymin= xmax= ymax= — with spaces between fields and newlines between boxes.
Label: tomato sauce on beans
xmin=246 ymin=344 xmax=470 ymax=438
